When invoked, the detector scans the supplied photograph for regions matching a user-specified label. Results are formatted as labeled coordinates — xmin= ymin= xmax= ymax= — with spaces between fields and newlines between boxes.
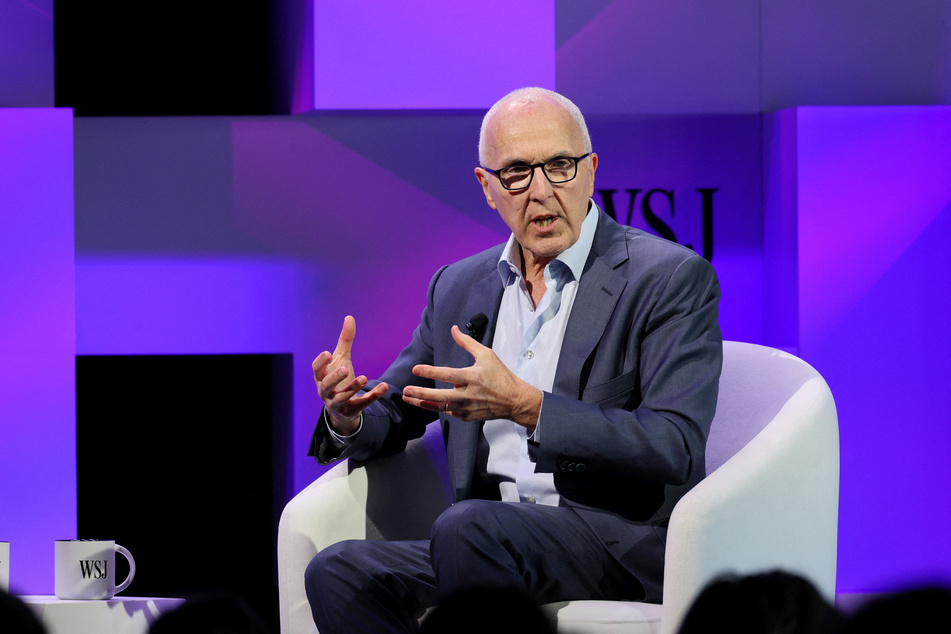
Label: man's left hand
xmin=401 ymin=326 xmax=542 ymax=431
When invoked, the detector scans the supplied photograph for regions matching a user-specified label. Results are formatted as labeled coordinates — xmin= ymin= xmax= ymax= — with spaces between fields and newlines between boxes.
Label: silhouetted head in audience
xmin=148 ymin=591 xmax=270 ymax=634
xmin=677 ymin=570 xmax=842 ymax=634
xmin=420 ymin=586 xmax=556 ymax=634
xmin=840 ymin=585 xmax=951 ymax=634
xmin=0 ymin=589 xmax=46 ymax=634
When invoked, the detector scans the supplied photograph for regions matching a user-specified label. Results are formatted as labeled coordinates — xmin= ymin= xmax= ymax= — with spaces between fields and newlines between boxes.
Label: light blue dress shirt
xmin=483 ymin=202 xmax=599 ymax=505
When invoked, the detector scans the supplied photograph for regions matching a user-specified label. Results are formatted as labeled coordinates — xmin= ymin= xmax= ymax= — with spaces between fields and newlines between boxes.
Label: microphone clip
xmin=465 ymin=313 xmax=488 ymax=344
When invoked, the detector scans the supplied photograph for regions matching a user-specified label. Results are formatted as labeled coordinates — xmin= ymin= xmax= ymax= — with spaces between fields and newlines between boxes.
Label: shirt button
xmin=526 ymin=496 xmax=536 ymax=504
xmin=525 ymin=350 xmax=534 ymax=359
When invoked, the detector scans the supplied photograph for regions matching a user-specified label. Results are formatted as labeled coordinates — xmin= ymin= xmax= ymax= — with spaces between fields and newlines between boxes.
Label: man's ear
xmin=475 ymin=167 xmax=498 ymax=210
xmin=585 ymin=153 xmax=599 ymax=198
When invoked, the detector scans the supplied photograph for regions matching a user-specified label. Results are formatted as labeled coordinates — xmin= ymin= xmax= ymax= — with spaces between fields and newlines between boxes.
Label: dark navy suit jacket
xmin=310 ymin=207 xmax=722 ymax=601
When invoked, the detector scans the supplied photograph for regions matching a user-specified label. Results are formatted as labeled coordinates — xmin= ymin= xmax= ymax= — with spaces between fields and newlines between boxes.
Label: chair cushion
xmin=541 ymin=600 xmax=663 ymax=634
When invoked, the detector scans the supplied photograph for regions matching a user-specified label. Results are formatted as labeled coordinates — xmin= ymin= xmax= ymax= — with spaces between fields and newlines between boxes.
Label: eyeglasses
xmin=486 ymin=153 xmax=591 ymax=191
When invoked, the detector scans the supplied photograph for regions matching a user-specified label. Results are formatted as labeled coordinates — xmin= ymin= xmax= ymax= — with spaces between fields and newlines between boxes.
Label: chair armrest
xmin=278 ymin=424 xmax=451 ymax=634
xmin=661 ymin=377 xmax=839 ymax=634
xmin=278 ymin=460 xmax=367 ymax=634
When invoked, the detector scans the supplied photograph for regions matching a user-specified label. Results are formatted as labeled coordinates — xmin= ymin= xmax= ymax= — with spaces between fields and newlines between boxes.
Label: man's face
xmin=476 ymin=100 xmax=598 ymax=271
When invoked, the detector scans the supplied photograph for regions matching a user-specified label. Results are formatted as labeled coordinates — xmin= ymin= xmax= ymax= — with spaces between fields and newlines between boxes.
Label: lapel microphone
xmin=466 ymin=313 xmax=489 ymax=344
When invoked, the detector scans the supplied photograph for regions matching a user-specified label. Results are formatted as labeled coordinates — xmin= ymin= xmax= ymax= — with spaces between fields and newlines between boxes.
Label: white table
xmin=20 ymin=595 xmax=185 ymax=634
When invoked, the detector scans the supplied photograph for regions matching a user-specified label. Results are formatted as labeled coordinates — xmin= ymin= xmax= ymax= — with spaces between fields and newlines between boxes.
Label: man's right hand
xmin=312 ymin=316 xmax=388 ymax=436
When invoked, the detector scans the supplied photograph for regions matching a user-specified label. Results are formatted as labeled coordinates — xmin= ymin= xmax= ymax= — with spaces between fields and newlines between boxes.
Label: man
xmin=306 ymin=87 xmax=722 ymax=633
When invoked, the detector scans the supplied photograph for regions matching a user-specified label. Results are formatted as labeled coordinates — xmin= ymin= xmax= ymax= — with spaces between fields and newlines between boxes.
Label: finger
xmin=331 ymin=315 xmax=357 ymax=362
xmin=402 ymin=392 xmax=480 ymax=421
xmin=450 ymin=324 xmax=486 ymax=356
xmin=347 ymin=382 xmax=389 ymax=410
xmin=322 ymin=368 xmax=364 ymax=398
xmin=411 ymin=364 xmax=466 ymax=385
xmin=318 ymin=366 xmax=356 ymax=400
xmin=312 ymin=351 xmax=333 ymax=381
xmin=325 ymin=374 xmax=390 ymax=410
xmin=402 ymin=385 xmax=456 ymax=404
xmin=400 ymin=393 xmax=443 ymax=413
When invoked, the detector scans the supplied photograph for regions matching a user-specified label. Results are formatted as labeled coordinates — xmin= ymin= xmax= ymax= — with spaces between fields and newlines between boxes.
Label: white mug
xmin=0 ymin=541 xmax=9 ymax=593
xmin=54 ymin=540 xmax=135 ymax=600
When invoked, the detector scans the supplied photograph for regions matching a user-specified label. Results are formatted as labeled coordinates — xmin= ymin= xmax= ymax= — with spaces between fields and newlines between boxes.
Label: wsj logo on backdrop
xmin=597 ymin=188 xmax=717 ymax=262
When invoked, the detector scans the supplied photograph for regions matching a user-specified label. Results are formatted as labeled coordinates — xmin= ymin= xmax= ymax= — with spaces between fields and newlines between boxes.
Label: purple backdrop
xmin=793 ymin=107 xmax=951 ymax=592
xmin=0 ymin=0 xmax=54 ymax=107
xmin=0 ymin=109 xmax=75 ymax=594
xmin=312 ymin=0 xmax=554 ymax=109
xmin=5 ymin=0 xmax=951 ymax=600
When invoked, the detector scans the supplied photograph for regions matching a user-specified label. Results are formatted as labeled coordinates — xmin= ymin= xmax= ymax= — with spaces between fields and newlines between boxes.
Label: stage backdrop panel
xmin=311 ymin=0 xmax=555 ymax=109
xmin=0 ymin=108 xmax=75 ymax=594
xmin=76 ymin=353 xmax=290 ymax=630
xmin=53 ymin=0 xmax=269 ymax=115
xmin=773 ymin=106 xmax=951 ymax=593
xmin=0 ymin=0 xmax=54 ymax=107
xmin=556 ymin=0 xmax=761 ymax=115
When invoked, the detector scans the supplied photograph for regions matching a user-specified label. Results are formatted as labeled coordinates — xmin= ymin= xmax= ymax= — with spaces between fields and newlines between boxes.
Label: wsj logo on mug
xmin=55 ymin=540 xmax=135 ymax=600
xmin=80 ymin=559 xmax=109 ymax=580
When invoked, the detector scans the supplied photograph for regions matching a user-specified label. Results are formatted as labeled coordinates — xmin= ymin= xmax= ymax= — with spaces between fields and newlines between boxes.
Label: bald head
xmin=478 ymin=88 xmax=591 ymax=168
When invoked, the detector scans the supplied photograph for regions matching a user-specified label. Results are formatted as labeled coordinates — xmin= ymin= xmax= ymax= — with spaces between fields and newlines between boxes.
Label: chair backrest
xmin=705 ymin=341 xmax=824 ymax=474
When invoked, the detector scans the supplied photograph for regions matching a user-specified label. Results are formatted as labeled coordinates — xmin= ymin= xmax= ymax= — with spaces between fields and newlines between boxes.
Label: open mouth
xmin=533 ymin=215 xmax=557 ymax=228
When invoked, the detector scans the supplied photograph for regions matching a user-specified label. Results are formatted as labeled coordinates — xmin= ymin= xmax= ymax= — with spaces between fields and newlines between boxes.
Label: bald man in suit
xmin=306 ymin=87 xmax=722 ymax=633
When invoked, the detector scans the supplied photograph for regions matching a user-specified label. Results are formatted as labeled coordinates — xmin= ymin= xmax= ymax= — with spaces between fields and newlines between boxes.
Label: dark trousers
xmin=304 ymin=499 xmax=645 ymax=633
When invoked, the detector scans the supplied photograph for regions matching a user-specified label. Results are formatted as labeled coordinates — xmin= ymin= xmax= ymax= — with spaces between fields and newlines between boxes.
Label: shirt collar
xmin=497 ymin=199 xmax=600 ymax=285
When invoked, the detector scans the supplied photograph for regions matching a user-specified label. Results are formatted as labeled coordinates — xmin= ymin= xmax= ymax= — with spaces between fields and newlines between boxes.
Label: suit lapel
xmin=553 ymin=211 xmax=630 ymax=399
xmin=464 ymin=260 xmax=504 ymax=350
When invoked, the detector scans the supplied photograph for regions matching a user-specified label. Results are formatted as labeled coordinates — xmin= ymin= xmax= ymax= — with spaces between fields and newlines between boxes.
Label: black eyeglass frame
xmin=485 ymin=153 xmax=592 ymax=191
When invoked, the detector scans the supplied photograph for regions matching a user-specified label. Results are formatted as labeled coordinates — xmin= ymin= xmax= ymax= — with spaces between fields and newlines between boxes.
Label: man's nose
xmin=527 ymin=165 xmax=553 ymax=199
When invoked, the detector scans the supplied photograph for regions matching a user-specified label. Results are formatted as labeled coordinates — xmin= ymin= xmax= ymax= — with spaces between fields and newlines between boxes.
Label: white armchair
xmin=278 ymin=341 xmax=839 ymax=634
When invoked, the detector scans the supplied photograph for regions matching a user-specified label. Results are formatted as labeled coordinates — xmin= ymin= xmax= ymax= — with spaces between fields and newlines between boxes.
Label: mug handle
xmin=114 ymin=545 xmax=136 ymax=595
